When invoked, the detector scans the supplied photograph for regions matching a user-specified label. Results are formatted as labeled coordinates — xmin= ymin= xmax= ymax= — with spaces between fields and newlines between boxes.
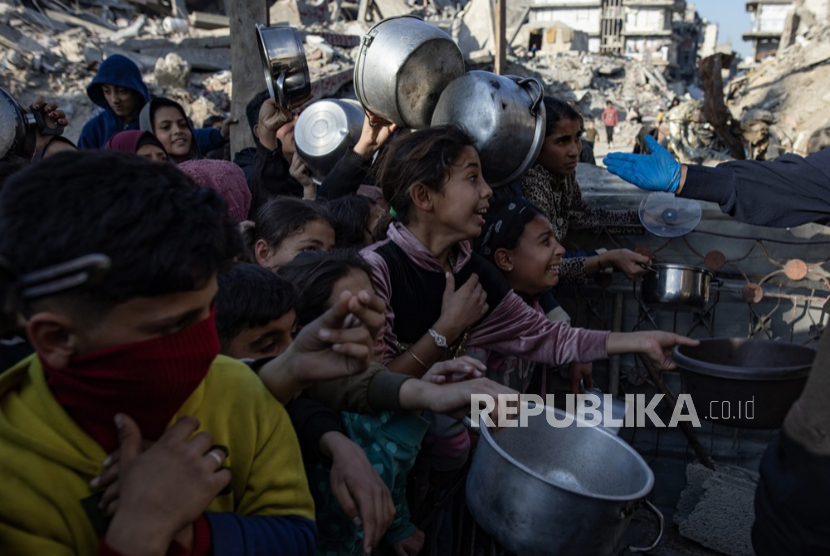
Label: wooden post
xmin=229 ymin=1 xmax=268 ymax=154
xmin=494 ymin=0 xmax=506 ymax=75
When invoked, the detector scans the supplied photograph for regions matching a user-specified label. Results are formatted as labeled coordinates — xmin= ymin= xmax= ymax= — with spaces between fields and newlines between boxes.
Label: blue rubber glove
xmin=603 ymin=135 xmax=682 ymax=193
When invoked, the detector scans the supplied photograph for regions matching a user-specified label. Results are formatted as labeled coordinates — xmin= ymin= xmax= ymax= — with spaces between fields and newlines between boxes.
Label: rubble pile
xmin=0 ymin=0 xmax=366 ymax=143
xmin=727 ymin=5 xmax=830 ymax=160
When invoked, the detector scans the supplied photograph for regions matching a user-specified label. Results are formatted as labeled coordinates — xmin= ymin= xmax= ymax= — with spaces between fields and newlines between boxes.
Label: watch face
xmin=430 ymin=329 xmax=447 ymax=347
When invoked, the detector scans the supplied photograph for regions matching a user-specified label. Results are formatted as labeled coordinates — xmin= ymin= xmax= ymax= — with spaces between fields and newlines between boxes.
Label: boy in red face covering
xmin=0 ymin=151 xmax=385 ymax=556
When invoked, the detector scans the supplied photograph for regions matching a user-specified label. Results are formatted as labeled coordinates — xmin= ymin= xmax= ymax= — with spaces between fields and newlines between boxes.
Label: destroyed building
xmin=527 ymin=0 xmax=709 ymax=82
xmin=743 ymin=0 xmax=794 ymax=63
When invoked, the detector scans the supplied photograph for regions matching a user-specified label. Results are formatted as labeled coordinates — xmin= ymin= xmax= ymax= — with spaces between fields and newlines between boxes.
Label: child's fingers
xmin=320 ymin=326 xmax=372 ymax=347
xmin=114 ymin=414 xmax=143 ymax=464
xmin=90 ymin=461 xmax=120 ymax=490
xmin=331 ymin=477 xmax=359 ymax=525
xmin=99 ymin=482 xmax=120 ymax=513
xmin=331 ymin=342 xmax=370 ymax=363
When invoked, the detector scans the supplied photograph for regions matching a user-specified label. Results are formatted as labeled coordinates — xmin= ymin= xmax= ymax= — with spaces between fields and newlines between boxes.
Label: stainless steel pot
xmin=257 ymin=24 xmax=311 ymax=110
xmin=640 ymin=263 xmax=714 ymax=310
xmin=674 ymin=338 xmax=815 ymax=429
xmin=466 ymin=404 xmax=663 ymax=556
xmin=354 ymin=15 xmax=465 ymax=129
xmin=431 ymin=71 xmax=546 ymax=187
xmin=294 ymin=99 xmax=364 ymax=180
xmin=0 ymin=87 xmax=64 ymax=160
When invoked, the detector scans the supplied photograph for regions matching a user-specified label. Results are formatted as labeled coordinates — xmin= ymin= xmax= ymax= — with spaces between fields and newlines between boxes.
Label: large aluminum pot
xmin=674 ymin=338 xmax=815 ymax=429
xmin=431 ymin=71 xmax=546 ymax=187
xmin=354 ymin=15 xmax=465 ymax=129
xmin=466 ymin=404 xmax=663 ymax=556
xmin=640 ymin=263 xmax=714 ymax=310
xmin=257 ymin=24 xmax=311 ymax=110
xmin=294 ymin=99 xmax=364 ymax=180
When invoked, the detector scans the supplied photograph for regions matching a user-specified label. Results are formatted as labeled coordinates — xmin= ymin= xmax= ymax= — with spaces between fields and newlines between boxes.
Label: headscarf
xmin=104 ymin=130 xmax=166 ymax=155
xmin=476 ymin=197 xmax=537 ymax=259
xmin=178 ymin=159 xmax=251 ymax=223
xmin=139 ymin=98 xmax=201 ymax=162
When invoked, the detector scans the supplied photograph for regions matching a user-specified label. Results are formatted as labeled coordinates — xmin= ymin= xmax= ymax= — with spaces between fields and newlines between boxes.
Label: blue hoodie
xmin=78 ymin=55 xmax=226 ymax=153
xmin=78 ymin=55 xmax=150 ymax=150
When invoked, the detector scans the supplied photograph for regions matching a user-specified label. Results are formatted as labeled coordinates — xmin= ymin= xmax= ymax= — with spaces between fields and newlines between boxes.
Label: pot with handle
xmin=257 ymin=24 xmax=311 ymax=111
xmin=294 ymin=98 xmax=365 ymax=180
xmin=431 ymin=71 xmax=546 ymax=187
xmin=354 ymin=15 xmax=465 ymax=129
xmin=0 ymin=87 xmax=64 ymax=160
xmin=465 ymin=403 xmax=663 ymax=555
xmin=639 ymin=262 xmax=714 ymax=310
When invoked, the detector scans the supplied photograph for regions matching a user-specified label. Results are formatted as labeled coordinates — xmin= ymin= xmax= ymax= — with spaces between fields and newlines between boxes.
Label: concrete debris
xmin=2 ymin=0 xmax=828 ymax=163
xmin=726 ymin=7 xmax=830 ymax=159
xmin=675 ymin=462 xmax=758 ymax=556
xmin=154 ymin=52 xmax=190 ymax=89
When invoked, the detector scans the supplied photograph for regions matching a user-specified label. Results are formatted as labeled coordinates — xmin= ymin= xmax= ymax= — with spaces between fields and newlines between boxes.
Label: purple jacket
xmin=362 ymin=223 xmax=610 ymax=367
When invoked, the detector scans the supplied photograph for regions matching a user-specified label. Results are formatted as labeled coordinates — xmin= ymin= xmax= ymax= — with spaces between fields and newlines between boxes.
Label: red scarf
xmin=44 ymin=309 xmax=220 ymax=454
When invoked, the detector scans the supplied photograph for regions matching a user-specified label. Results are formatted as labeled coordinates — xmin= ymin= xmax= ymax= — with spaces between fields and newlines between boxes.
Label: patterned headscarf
xmin=476 ymin=197 xmax=537 ymax=259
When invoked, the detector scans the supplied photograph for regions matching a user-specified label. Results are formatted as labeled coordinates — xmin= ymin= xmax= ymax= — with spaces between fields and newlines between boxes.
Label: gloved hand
xmin=603 ymin=135 xmax=682 ymax=193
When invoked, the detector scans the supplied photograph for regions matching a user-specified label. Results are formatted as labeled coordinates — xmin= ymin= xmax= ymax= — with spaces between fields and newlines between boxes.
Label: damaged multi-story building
xmin=742 ymin=0 xmax=794 ymax=63
xmin=526 ymin=0 xmax=711 ymax=81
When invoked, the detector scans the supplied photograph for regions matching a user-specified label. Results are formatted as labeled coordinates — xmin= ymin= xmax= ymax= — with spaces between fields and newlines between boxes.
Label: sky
xmin=690 ymin=0 xmax=755 ymax=59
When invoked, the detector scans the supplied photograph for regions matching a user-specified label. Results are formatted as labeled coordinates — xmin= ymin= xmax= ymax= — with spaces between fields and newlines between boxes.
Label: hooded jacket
xmin=78 ymin=55 xmax=151 ymax=150
xmin=78 ymin=55 xmax=225 ymax=153
xmin=139 ymin=99 xmax=202 ymax=163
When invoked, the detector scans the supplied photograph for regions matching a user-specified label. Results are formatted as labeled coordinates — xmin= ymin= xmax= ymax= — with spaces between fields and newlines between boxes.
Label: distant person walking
xmin=601 ymin=101 xmax=619 ymax=146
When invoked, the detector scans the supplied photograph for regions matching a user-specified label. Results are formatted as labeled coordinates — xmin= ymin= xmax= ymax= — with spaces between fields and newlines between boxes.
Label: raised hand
xmin=103 ymin=415 xmax=230 ymax=555
xmin=321 ymin=432 xmax=395 ymax=555
xmin=603 ymin=135 xmax=682 ymax=193
xmin=435 ymin=273 xmax=488 ymax=342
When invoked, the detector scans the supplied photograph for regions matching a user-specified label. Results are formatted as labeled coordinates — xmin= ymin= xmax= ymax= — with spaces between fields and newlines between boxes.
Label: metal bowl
xmin=466 ymin=404 xmax=663 ymax=556
xmin=431 ymin=71 xmax=546 ymax=187
xmin=673 ymin=338 xmax=815 ymax=429
xmin=354 ymin=15 xmax=465 ymax=129
xmin=256 ymin=24 xmax=311 ymax=110
xmin=294 ymin=99 xmax=364 ymax=180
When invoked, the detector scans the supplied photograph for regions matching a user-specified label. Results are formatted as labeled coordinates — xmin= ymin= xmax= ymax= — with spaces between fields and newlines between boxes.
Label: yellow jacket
xmin=0 ymin=354 xmax=315 ymax=555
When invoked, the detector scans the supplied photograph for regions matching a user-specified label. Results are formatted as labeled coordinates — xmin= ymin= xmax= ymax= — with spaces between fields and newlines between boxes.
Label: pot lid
xmin=638 ymin=192 xmax=701 ymax=237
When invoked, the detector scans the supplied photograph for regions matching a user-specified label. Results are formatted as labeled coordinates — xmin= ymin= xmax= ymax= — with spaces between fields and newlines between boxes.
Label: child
xmin=473 ymin=196 xmax=597 ymax=394
xmin=179 ymin=160 xmax=252 ymax=224
xmin=279 ymin=249 xmax=429 ymax=556
xmin=520 ymin=97 xmax=648 ymax=285
xmin=139 ymin=98 xmax=200 ymax=164
xmin=363 ymin=125 xmax=698 ymax=381
xmin=245 ymin=196 xmax=336 ymax=270
xmin=78 ymin=55 xmax=150 ymax=150
xmin=216 ymin=263 xmax=298 ymax=360
xmin=215 ymin=262 xmax=396 ymax=556
xmin=104 ymin=130 xmax=168 ymax=162
xmin=78 ymin=56 xmax=228 ymax=153
xmin=329 ymin=195 xmax=387 ymax=248
xmin=0 ymin=151 xmax=382 ymax=555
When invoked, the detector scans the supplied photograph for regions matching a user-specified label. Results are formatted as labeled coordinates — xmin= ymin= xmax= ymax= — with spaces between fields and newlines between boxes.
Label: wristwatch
xmin=428 ymin=328 xmax=448 ymax=348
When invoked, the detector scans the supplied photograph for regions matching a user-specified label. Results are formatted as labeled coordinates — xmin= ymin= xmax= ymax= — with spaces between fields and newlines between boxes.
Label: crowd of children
xmin=0 ymin=52 xmax=705 ymax=556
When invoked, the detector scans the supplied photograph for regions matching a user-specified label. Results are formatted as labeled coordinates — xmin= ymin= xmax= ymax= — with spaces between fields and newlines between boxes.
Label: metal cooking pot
xmin=294 ymin=99 xmax=364 ymax=180
xmin=354 ymin=15 xmax=465 ymax=129
xmin=640 ymin=263 xmax=714 ymax=310
xmin=466 ymin=404 xmax=663 ymax=556
xmin=257 ymin=24 xmax=311 ymax=110
xmin=674 ymin=338 xmax=815 ymax=429
xmin=431 ymin=71 xmax=546 ymax=187
xmin=0 ymin=87 xmax=63 ymax=160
